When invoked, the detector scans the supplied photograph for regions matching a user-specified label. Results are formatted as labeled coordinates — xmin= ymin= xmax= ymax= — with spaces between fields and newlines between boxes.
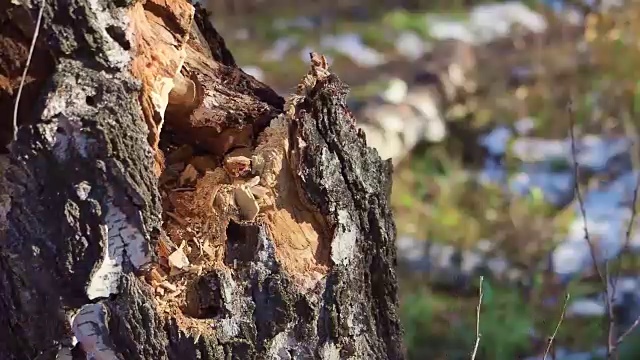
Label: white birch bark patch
xmin=86 ymin=195 xmax=150 ymax=300
xmin=71 ymin=303 xmax=121 ymax=360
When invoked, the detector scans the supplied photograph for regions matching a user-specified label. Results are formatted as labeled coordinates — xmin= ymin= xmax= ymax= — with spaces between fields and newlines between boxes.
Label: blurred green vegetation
xmin=397 ymin=4 xmax=640 ymax=359
xmin=215 ymin=1 xmax=640 ymax=358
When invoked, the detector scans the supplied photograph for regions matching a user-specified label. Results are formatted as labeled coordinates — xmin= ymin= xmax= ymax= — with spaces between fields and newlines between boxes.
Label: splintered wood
xmin=159 ymin=114 xmax=329 ymax=289
xmin=285 ymin=52 xmax=331 ymax=118
xmin=128 ymin=0 xmax=194 ymax=176
xmin=154 ymin=53 xmax=339 ymax=308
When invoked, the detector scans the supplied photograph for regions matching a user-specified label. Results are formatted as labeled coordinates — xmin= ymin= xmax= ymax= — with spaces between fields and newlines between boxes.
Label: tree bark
xmin=0 ymin=1 xmax=403 ymax=359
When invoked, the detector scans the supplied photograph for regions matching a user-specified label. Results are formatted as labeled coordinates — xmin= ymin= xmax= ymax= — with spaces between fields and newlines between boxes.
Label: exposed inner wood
xmin=144 ymin=4 xmax=332 ymax=334
xmin=168 ymin=71 xmax=199 ymax=108
xmin=162 ymin=16 xmax=283 ymax=158
xmin=159 ymin=109 xmax=332 ymax=325
xmin=129 ymin=0 xmax=194 ymax=175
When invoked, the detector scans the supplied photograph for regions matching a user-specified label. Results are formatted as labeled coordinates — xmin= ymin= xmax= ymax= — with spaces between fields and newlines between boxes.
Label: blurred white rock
xmin=357 ymin=123 xmax=404 ymax=160
xmin=471 ymin=2 xmax=547 ymax=41
xmin=552 ymin=208 xmax=631 ymax=277
xmin=428 ymin=18 xmax=476 ymax=43
xmin=379 ymin=77 xmax=408 ymax=104
xmin=263 ymin=36 xmax=298 ymax=62
xmin=404 ymin=87 xmax=447 ymax=143
xmin=319 ymin=33 xmax=386 ymax=68
xmin=395 ymin=31 xmax=428 ymax=61
xmin=514 ymin=116 xmax=536 ymax=135
xmin=427 ymin=2 xmax=548 ymax=44
xmin=241 ymin=66 xmax=264 ymax=82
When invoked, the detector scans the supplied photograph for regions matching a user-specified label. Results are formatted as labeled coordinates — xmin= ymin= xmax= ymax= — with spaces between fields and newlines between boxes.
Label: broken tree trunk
xmin=0 ymin=1 xmax=403 ymax=359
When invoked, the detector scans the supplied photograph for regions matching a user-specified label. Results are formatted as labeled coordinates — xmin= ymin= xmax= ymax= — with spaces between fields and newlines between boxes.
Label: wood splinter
xmin=168 ymin=72 xmax=200 ymax=109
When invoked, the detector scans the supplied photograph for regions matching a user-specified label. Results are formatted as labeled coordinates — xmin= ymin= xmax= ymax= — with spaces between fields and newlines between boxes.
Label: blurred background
xmin=205 ymin=0 xmax=640 ymax=359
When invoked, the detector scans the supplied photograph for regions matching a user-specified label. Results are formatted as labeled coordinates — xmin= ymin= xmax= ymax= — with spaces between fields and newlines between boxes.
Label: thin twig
xmin=605 ymin=261 xmax=616 ymax=359
xmin=543 ymin=293 xmax=570 ymax=360
xmin=620 ymin=117 xmax=640 ymax=258
xmin=470 ymin=276 xmax=484 ymax=360
xmin=609 ymin=114 xmax=640 ymax=302
xmin=567 ymin=100 xmax=614 ymax=357
xmin=608 ymin=116 xmax=640 ymax=356
xmin=13 ymin=0 xmax=46 ymax=142
xmin=567 ymin=101 xmax=605 ymax=284
xmin=606 ymin=96 xmax=640 ymax=359
xmin=615 ymin=315 xmax=640 ymax=348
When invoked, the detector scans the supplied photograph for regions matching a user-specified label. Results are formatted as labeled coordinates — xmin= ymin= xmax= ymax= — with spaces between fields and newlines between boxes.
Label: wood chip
xmin=190 ymin=155 xmax=218 ymax=173
xmin=251 ymin=154 xmax=265 ymax=175
xmin=168 ymin=247 xmax=190 ymax=269
xmin=149 ymin=268 xmax=165 ymax=283
xmin=246 ymin=176 xmax=260 ymax=187
xmin=166 ymin=290 xmax=182 ymax=299
xmin=201 ymin=241 xmax=216 ymax=258
xmin=166 ymin=211 xmax=187 ymax=226
xmin=160 ymin=281 xmax=178 ymax=292
xmin=157 ymin=233 xmax=177 ymax=258
xmin=224 ymin=155 xmax=251 ymax=178
xmin=189 ymin=264 xmax=203 ymax=275
xmin=233 ymin=186 xmax=260 ymax=221
xmin=178 ymin=164 xmax=198 ymax=186
xmin=250 ymin=185 xmax=269 ymax=198
xmin=169 ymin=266 xmax=185 ymax=277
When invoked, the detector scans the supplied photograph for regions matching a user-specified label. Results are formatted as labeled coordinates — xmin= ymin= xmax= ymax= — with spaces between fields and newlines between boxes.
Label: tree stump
xmin=0 ymin=1 xmax=403 ymax=359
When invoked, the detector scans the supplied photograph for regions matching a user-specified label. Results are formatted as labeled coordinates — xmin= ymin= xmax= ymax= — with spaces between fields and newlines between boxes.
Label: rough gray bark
xmin=0 ymin=1 xmax=403 ymax=359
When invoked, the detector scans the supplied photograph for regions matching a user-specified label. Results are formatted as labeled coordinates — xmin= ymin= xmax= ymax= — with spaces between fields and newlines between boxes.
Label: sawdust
xmin=159 ymin=114 xmax=330 ymax=288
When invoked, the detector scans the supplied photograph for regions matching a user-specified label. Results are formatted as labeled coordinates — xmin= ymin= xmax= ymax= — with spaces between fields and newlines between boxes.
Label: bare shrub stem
xmin=471 ymin=276 xmax=484 ymax=360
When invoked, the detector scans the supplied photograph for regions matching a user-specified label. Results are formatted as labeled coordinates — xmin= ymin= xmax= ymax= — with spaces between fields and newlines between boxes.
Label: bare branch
xmin=471 ymin=276 xmax=484 ymax=360
xmin=12 ymin=0 xmax=46 ymax=142
xmin=543 ymin=293 xmax=570 ymax=360
xmin=567 ymin=100 xmax=614 ymax=357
